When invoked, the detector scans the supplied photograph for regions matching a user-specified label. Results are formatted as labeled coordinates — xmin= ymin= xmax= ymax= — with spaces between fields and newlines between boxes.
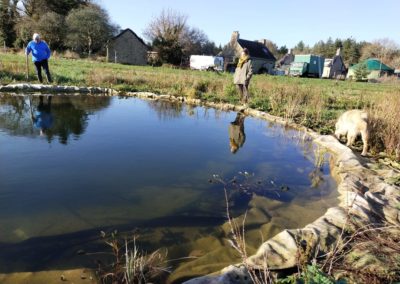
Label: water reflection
xmin=229 ymin=112 xmax=246 ymax=154
xmin=0 ymin=94 xmax=111 ymax=144
xmin=147 ymin=100 xmax=183 ymax=120
xmin=0 ymin=95 xmax=338 ymax=280
xmin=31 ymin=96 xmax=53 ymax=136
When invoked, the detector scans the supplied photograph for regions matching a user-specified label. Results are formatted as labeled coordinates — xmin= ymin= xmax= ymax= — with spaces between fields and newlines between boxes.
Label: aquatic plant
xmin=97 ymin=230 xmax=170 ymax=284
xmin=211 ymin=172 xmax=290 ymax=200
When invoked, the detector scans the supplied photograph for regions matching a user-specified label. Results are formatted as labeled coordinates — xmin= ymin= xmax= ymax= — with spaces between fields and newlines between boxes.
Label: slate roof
xmin=110 ymin=28 xmax=148 ymax=48
xmin=237 ymin=39 xmax=276 ymax=61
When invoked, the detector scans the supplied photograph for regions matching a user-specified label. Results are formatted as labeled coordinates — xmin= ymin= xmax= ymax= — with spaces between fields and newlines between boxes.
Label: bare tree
xmin=144 ymin=9 xmax=217 ymax=64
xmin=361 ymin=38 xmax=399 ymax=65
xmin=144 ymin=9 xmax=187 ymax=43
xmin=144 ymin=9 xmax=187 ymax=64
xmin=181 ymin=27 xmax=209 ymax=55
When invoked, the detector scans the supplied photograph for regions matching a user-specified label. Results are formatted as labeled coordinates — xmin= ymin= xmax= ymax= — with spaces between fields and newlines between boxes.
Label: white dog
xmin=335 ymin=110 xmax=369 ymax=156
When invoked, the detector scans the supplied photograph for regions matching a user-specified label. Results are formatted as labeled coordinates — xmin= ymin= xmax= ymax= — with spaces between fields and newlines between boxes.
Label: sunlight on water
xmin=0 ymin=94 xmax=338 ymax=282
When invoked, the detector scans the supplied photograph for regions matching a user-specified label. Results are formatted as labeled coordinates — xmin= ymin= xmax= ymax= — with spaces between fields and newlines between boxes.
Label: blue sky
xmin=98 ymin=0 xmax=399 ymax=48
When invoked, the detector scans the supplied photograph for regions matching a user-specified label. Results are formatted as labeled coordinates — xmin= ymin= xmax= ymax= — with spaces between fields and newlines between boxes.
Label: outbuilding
xmin=347 ymin=58 xmax=394 ymax=80
xmin=107 ymin=28 xmax=148 ymax=65
xmin=322 ymin=48 xmax=347 ymax=79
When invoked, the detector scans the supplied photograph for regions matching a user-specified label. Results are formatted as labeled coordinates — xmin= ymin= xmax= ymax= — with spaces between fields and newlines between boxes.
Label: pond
xmin=0 ymin=94 xmax=338 ymax=282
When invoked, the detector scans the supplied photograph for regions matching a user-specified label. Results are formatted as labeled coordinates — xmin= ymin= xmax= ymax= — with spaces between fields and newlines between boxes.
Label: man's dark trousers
xmin=34 ymin=59 xmax=52 ymax=83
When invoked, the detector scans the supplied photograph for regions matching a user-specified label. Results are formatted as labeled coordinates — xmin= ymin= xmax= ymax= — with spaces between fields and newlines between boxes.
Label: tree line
xmin=0 ymin=0 xmax=118 ymax=56
xmin=291 ymin=37 xmax=400 ymax=67
xmin=1 ymin=2 xmax=399 ymax=68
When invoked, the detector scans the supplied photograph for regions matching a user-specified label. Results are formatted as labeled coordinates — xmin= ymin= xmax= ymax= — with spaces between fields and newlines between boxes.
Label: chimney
xmin=231 ymin=31 xmax=240 ymax=44
xmin=288 ymin=49 xmax=292 ymax=54
xmin=336 ymin=47 xmax=342 ymax=56
xmin=258 ymin=39 xmax=267 ymax=46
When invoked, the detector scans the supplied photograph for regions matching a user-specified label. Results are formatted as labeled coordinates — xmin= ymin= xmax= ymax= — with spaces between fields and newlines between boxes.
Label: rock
xmin=246 ymin=229 xmax=299 ymax=269
xmin=184 ymin=265 xmax=252 ymax=284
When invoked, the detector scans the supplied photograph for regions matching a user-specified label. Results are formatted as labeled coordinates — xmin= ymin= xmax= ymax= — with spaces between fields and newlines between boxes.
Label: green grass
xmin=1 ymin=51 xmax=400 ymax=159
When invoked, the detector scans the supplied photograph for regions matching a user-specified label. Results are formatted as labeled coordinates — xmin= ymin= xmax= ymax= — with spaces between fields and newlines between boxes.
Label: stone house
xmin=221 ymin=31 xmax=276 ymax=74
xmin=107 ymin=28 xmax=148 ymax=65
xmin=277 ymin=49 xmax=295 ymax=75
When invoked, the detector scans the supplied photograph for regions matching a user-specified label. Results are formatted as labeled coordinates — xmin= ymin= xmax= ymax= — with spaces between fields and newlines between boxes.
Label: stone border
xmin=0 ymin=83 xmax=114 ymax=94
xmin=1 ymin=84 xmax=399 ymax=283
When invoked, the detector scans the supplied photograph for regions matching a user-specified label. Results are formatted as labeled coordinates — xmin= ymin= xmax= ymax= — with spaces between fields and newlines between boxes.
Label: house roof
xmin=110 ymin=28 xmax=148 ymax=48
xmin=237 ymin=39 xmax=276 ymax=61
xmin=350 ymin=58 xmax=394 ymax=71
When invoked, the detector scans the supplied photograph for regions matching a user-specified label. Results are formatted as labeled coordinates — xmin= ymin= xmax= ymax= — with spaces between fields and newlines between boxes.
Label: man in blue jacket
xmin=26 ymin=33 xmax=53 ymax=83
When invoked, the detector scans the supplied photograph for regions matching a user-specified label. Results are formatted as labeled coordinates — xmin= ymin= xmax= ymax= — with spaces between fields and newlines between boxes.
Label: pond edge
xmin=0 ymin=83 xmax=399 ymax=283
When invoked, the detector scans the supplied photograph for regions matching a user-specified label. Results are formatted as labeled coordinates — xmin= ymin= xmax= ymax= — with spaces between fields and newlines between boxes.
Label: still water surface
xmin=0 ymin=94 xmax=337 ymax=281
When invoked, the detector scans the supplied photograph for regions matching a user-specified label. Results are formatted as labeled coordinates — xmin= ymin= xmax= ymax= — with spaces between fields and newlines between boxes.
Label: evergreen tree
xmin=334 ymin=38 xmax=343 ymax=49
xmin=278 ymin=45 xmax=289 ymax=56
xmin=295 ymin=40 xmax=305 ymax=52
xmin=21 ymin=0 xmax=88 ymax=19
xmin=313 ymin=40 xmax=326 ymax=56
xmin=353 ymin=63 xmax=369 ymax=81
xmin=326 ymin=37 xmax=336 ymax=57
xmin=46 ymin=0 xmax=90 ymax=16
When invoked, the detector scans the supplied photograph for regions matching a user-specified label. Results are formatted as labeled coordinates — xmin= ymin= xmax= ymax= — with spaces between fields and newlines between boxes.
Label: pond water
xmin=0 ymin=94 xmax=338 ymax=282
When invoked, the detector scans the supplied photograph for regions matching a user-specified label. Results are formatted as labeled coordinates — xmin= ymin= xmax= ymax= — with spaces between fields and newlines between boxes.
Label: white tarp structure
xmin=190 ymin=55 xmax=224 ymax=71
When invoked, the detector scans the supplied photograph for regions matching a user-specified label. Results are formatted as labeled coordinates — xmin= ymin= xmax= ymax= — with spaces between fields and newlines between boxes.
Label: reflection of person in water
xmin=32 ymin=96 xmax=54 ymax=136
xmin=229 ymin=112 xmax=246 ymax=154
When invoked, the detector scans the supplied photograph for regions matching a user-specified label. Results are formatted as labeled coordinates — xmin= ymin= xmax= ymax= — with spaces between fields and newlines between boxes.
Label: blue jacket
xmin=26 ymin=41 xmax=51 ymax=62
xmin=33 ymin=110 xmax=54 ymax=130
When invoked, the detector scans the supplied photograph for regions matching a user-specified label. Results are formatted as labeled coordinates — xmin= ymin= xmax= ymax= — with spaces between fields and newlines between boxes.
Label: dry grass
xmin=97 ymin=231 xmax=170 ymax=284
xmin=367 ymin=92 xmax=400 ymax=159
xmin=322 ymin=222 xmax=400 ymax=283
xmin=223 ymin=187 xmax=273 ymax=284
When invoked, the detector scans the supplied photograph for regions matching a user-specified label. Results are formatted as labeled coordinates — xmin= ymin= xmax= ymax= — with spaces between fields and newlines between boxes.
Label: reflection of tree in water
xmin=0 ymin=94 xmax=111 ymax=144
xmin=0 ymin=94 xmax=35 ymax=136
xmin=147 ymin=100 xmax=183 ymax=120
